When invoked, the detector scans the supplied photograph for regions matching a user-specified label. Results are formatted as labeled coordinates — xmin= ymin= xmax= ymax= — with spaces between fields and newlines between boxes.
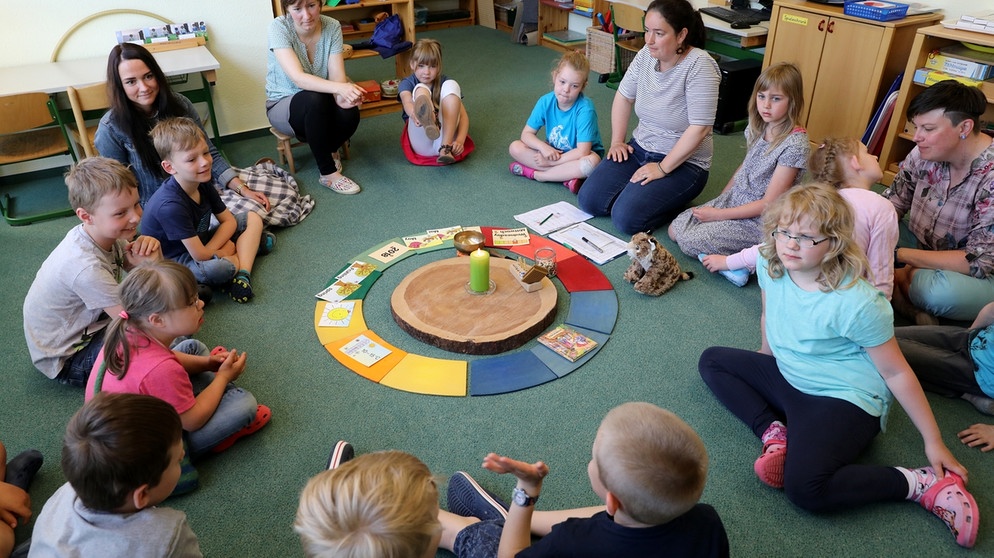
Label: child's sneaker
xmin=230 ymin=272 xmax=254 ymax=303
xmin=509 ymin=162 xmax=536 ymax=180
xmin=326 ymin=440 xmax=355 ymax=470
xmin=437 ymin=145 xmax=456 ymax=165
xmin=212 ymin=405 xmax=272 ymax=453
xmin=564 ymin=177 xmax=583 ymax=194
xmin=913 ymin=468 xmax=979 ymax=548
xmin=754 ymin=421 xmax=787 ymax=488
xmin=697 ymin=254 xmax=749 ymax=287
xmin=259 ymin=231 xmax=276 ymax=256
xmin=414 ymin=94 xmax=439 ymax=140
xmin=447 ymin=471 xmax=509 ymax=522
xmin=4 ymin=449 xmax=43 ymax=491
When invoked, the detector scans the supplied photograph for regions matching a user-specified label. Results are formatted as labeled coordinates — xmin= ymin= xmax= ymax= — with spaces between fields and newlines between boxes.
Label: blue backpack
xmin=371 ymin=14 xmax=403 ymax=49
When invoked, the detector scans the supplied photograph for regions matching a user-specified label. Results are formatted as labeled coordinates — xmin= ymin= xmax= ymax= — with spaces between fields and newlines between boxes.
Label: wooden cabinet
xmin=417 ymin=0 xmax=476 ymax=31
xmin=763 ymin=0 xmax=940 ymax=145
xmin=879 ymin=26 xmax=994 ymax=185
xmin=538 ymin=0 xmax=578 ymax=53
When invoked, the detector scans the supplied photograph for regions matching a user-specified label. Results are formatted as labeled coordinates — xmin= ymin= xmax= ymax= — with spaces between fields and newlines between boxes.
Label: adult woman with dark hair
xmin=578 ymin=0 xmax=720 ymax=235
xmin=885 ymin=81 xmax=994 ymax=324
xmin=94 ymin=43 xmax=270 ymax=210
xmin=266 ymin=0 xmax=364 ymax=194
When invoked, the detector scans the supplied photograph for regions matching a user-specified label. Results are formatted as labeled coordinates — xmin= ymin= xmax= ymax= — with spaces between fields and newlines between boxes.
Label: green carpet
xmin=1 ymin=26 xmax=987 ymax=557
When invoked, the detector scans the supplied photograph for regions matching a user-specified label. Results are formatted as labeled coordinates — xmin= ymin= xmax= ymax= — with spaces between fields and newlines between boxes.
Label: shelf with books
xmin=879 ymin=26 xmax=994 ymax=184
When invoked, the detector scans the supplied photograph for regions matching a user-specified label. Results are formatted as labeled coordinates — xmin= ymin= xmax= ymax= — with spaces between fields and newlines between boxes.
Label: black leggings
xmin=698 ymin=346 xmax=909 ymax=512
xmin=288 ymin=90 xmax=360 ymax=175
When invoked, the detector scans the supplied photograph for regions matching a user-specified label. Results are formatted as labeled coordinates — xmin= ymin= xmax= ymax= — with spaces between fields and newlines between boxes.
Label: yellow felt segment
xmin=379 ymin=354 xmax=468 ymax=396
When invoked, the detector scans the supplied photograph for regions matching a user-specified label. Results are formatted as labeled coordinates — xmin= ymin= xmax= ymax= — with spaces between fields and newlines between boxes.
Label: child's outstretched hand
xmin=700 ymin=254 xmax=729 ymax=272
xmin=217 ymin=349 xmax=247 ymax=382
xmin=482 ymin=453 xmax=549 ymax=493
xmin=924 ymin=439 xmax=969 ymax=483
xmin=959 ymin=423 xmax=994 ymax=452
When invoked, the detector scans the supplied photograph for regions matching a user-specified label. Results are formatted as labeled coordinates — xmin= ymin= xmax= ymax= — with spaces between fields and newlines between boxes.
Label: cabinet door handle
xmin=818 ymin=19 xmax=825 ymax=31
xmin=827 ymin=20 xmax=835 ymax=33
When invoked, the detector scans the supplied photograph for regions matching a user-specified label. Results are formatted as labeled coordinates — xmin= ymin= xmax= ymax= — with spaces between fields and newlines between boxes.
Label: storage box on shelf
xmin=879 ymin=25 xmax=994 ymax=185
xmin=416 ymin=0 xmax=476 ymax=30
xmin=271 ymin=0 xmax=416 ymax=116
xmin=763 ymin=0 xmax=941 ymax=147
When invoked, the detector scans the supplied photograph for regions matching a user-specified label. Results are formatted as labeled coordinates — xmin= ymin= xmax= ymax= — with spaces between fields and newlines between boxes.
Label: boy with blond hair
xmin=295 ymin=449 xmax=443 ymax=558
xmin=23 ymin=157 xmax=160 ymax=386
xmin=460 ymin=402 xmax=729 ymax=557
xmin=28 ymin=393 xmax=202 ymax=557
xmin=142 ymin=117 xmax=271 ymax=303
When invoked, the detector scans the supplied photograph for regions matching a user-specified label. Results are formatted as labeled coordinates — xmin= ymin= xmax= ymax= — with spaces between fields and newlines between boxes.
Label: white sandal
xmin=319 ymin=174 xmax=361 ymax=195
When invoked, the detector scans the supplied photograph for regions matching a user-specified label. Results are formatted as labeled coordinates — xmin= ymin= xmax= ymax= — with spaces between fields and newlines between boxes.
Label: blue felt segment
xmin=564 ymin=290 xmax=618 ymax=334
xmin=469 ymin=351 xmax=558 ymax=396
xmin=531 ymin=325 xmax=610 ymax=378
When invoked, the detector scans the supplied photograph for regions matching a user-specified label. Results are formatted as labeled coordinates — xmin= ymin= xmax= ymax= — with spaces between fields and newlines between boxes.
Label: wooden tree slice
xmin=391 ymin=257 xmax=557 ymax=355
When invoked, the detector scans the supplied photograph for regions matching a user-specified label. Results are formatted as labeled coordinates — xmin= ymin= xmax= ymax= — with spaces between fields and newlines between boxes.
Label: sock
xmin=761 ymin=421 xmax=787 ymax=449
xmin=899 ymin=466 xmax=937 ymax=502
xmin=4 ymin=449 xmax=43 ymax=491
xmin=961 ymin=393 xmax=994 ymax=415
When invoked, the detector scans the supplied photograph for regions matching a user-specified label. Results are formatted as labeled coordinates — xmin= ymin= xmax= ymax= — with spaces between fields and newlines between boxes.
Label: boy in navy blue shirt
xmin=142 ymin=117 xmax=271 ymax=303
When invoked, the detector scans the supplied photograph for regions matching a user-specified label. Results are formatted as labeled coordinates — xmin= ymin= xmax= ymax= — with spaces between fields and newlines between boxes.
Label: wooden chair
xmin=270 ymin=127 xmax=350 ymax=175
xmin=66 ymin=83 xmax=110 ymax=159
xmin=0 ymin=92 xmax=76 ymax=226
xmin=607 ymin=3 xmax=646 ymax=89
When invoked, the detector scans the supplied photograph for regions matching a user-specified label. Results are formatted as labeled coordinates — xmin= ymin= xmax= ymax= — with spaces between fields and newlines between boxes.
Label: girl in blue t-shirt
xmin=699 ymin=183 xmax=979 ymax=548
xmin=508 ymin=51 xmax=604 ymax=194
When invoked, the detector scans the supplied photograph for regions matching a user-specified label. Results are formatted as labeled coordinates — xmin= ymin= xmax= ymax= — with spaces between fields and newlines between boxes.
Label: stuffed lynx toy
xmin=624 ymin=232 xmax=693 ymax=296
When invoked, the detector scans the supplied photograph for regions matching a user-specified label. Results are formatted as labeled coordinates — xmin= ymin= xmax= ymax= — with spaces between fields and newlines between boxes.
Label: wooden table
xmin=391 ymin=257 xmax=558 ymax=355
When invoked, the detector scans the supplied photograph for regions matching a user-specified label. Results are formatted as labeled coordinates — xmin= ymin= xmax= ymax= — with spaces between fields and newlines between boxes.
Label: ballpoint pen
xmin=581 ymin=236 xmax=604 ymax=253
xmin=538 ymin=213 xmax=554 ymax=226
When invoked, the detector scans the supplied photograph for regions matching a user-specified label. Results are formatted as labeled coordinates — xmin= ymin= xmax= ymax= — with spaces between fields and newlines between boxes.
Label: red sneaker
xmin=212 ymin=405 xmax=272 ymax=453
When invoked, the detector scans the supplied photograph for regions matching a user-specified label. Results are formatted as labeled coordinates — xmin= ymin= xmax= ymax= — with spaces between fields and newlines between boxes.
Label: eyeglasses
xmin=771 ymin=230 xmax=829 ymax=248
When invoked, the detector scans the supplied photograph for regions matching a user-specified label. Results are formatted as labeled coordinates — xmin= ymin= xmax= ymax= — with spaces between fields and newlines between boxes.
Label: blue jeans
xmin=178 ymin=341 xmax=259 ymax=457
xmin=577 ymin=139 xmax=709 ymax=235
xmin=56 ymin=327 xmax=107 ymax=388
xmin=452 ymin=519 xmax=502 ymax=558
xmin=178 ymin=212 xmax=248 ymax=286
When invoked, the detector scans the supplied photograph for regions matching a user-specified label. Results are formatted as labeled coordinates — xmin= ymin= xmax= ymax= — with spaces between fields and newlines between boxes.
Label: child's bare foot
xmin=959 ymin=424 xmax=994 ymax=452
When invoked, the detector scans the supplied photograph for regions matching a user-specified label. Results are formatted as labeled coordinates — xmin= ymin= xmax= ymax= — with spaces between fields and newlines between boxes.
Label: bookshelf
xmin=538 ymin=0 xmax=585 ymax=52
xmin=878 ymin=25 xmax=994 ymax=185
xmin=417 ymin=0 xmax=477 ymax=31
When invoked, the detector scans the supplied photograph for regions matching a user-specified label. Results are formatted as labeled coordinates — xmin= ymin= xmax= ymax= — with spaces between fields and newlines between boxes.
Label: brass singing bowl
xmin=453 ymin=230 xmax=485 ymax=254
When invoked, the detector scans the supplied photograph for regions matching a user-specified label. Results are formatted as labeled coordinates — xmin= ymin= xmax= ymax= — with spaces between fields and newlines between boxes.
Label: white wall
xmin=0 ymin=0 xmax=982 ymax=136
xmin=0 ymin=1 xmax=275 ymax=135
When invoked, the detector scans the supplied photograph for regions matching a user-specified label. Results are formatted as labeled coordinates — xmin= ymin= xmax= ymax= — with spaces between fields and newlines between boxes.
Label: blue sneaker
xmin=447 ymin=471 xmax=508 ymax=521
xmin=326 ymin=440 xmax=355 ymax=470
xmin=259 ymin=231 xmax=276 ymax=256
xmin=698 ymin=254 xmax=749 ymax=287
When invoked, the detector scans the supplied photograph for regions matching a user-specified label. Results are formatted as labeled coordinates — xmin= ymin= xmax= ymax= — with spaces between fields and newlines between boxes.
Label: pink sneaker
xmin=564 ymin=177 xmax=583 ymax=194
xmin=509 ymin=162 xmax=535 ymax=180
xmin=919 ymin=471 xmax=979 ymax=548
xmin=753 ymin=443 xmax=786 ymax=488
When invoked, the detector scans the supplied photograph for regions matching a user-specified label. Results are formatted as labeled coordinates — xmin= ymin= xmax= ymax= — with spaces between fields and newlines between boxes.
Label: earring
xmin=675 ymin=44 xmax=685 ymax=55
xmin=960 ymin=134 xmax=968 ymax=140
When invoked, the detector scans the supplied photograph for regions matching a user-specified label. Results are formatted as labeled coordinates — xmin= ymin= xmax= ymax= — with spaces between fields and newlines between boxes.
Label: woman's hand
xmin=238 ymin=183 xmax=271 ymax=212
xmin=630 ymin=162 xmax=665 ymax=186
xmin=607 ymin=142 xmax=632 ymax=163
xmin=336 ymin=82 xmax=365 ymax=108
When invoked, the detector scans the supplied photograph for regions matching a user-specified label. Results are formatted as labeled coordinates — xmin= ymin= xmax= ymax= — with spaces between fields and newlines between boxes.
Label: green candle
xmin=469 ymin=248 xmax=490 ymax=292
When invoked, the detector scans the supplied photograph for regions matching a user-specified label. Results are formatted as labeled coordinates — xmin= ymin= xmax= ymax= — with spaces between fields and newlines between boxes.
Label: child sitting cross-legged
xmin=29 ymin=393 xmax=203 ymax=557
xmin=466 ymin=402 xmax=730 ymax=558
xmin=23 ymin=157 xmax=161 ymax=386
xmin=142 ymin=117 xmax=274 ymax=303
xmin=85 ymin=261 xmax=270 ymax=477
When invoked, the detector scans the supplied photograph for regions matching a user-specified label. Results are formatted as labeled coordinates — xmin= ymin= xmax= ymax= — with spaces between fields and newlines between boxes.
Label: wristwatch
xmin=512 ymin=487 xmax=538 ymax=507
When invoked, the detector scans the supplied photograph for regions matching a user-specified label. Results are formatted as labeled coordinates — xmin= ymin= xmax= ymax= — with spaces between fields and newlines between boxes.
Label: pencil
xmin=538 ymin=213 xmax=554 ymax=225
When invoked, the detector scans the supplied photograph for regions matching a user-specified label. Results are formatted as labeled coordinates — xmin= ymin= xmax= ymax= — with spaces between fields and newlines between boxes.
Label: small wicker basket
xmin=586 ymin=27 xmax=615 ymax=75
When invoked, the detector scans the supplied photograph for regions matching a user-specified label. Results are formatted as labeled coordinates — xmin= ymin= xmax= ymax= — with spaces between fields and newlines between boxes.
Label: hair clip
xmin=119 ymin=310 xmax=129 ymax=320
